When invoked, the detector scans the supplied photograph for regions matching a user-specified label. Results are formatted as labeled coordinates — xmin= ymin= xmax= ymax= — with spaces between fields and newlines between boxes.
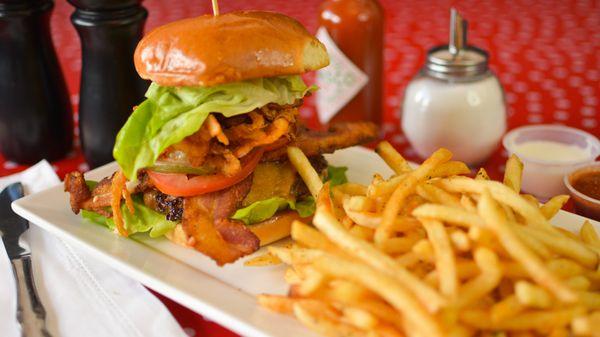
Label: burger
xmin=64 ymin=10 xmax=377 ymax=265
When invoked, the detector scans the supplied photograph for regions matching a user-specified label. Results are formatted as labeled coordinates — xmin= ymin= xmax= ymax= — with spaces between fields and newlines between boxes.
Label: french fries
xmin=437 ymin=177 xmax=553 ymax=230
xmin=375 ymin=141 xmax=412 ymax=174
xmin=515 ymin=280 xmax=553 ymax=308
xmin=430 ymin=160 xmax=471 ymax=178
xmin=416 ymin=183 xmax=462 ymax=208
xmin=478 ymin=189 xmax=578 ymax=303
xmin=422 ymin=219 xmax=458 ymax=298
xmin=414 ymin=203 xmax=484 ymax=228
xmin=455 ymin=247 xmax=502 ymax=308
xmin=517 ymin=225 xmax=598 ymax=268
xmin=503 ymin=154 xmax=524 ymax=193
xmin=313 ymin=194 xmax=446 ymax=312
xmin=313 ymin=253 xmax=444 ymax=337
xmin=491 ymin=295 xmax=524 ymax=323
xmin=244 ymin=251 xmax=282 ymax=266
xmin=293 ymin=300 xmax=366 ymax=337
xmin=476 ymin=167 xmax=491 ymax=180
xmin=287 ymin=146 xmax=323 ymax=198
xmin=581 ymin=220 xmax=600 ymax=248
xmin=376 ymin=148 xmax=452 ymax=242
xmin=541 ymin=195 xmax=570 ymax=219
xmin=259 ymin=143 xmax=600 ymax=337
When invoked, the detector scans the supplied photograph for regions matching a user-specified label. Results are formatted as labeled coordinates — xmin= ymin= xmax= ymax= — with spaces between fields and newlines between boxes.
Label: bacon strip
xmin=64 ymin=172 xmax=113 ymax=215
xmin=181 ymin=176 xmax=259 ymax=265
xmin=65 ymin=171 xmax=151 ymax=220
xmin=64 ymin=172 xmax=91 ymax=214
xmin=79 ymin=175 xmax=116 ymax=213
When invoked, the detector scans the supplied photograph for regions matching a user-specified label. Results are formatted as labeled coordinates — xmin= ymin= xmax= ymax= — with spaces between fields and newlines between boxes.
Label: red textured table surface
xmin=2 ymin=1 xmax=599 ymax=336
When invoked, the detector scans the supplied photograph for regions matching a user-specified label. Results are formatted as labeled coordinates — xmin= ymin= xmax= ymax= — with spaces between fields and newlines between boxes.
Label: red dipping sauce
xmin=565 ymin=163 xmax=600 ymax=221
xmin=573 ymin=172 xmax=600 ymax=200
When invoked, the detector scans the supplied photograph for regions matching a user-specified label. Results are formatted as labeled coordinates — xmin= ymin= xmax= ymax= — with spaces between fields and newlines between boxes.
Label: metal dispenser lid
xmin=425 ymin=8 xmax=489 ymax=79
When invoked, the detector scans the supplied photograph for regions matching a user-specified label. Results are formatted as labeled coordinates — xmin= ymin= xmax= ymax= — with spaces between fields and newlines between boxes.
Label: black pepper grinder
xmin=69 ymin=0 xmax=148 ymax=168
xmin=0 ymin=0 xmax=73 ymax=164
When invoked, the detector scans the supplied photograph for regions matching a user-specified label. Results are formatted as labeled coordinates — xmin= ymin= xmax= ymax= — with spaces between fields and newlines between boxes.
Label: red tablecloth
xmin=2 ymin=1 xmax=598 ymax=336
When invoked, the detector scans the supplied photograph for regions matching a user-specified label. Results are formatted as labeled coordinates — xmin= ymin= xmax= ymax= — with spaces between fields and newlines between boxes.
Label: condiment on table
xmin=316 ymin=0 xmax=384 ymax=126
xmin=572 ymin=171 xmax=600 ymax=201
xmin=512 ymin=141 xmax=590 ymax=163
xmin=566 ymin=163 xmax=600 ymax=221
xmin=401 ymin=9 xmax=506 ymax=166
xmin=503 ymin=124 xmax=600 ymax=199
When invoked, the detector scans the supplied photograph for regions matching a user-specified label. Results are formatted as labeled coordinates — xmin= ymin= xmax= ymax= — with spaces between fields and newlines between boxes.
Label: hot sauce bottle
xmin=316 ymin=0 xmax=384 ymax=126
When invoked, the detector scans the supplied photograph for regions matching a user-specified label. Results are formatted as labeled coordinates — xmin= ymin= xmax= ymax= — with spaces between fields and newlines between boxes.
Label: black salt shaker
xmin=69 ymin=0 xmax=148 ymax=168
xmin=0 ymin=0 xmax=73 ymax=164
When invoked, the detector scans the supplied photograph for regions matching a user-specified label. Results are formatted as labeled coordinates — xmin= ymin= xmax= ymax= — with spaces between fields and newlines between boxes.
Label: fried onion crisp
xmin=160 ymin=104 xmax=298 ymax=176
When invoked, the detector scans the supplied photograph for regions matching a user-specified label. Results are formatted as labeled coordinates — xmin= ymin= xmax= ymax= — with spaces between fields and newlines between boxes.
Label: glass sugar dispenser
xmin=401 ymin=9 xmax=506 ymax=166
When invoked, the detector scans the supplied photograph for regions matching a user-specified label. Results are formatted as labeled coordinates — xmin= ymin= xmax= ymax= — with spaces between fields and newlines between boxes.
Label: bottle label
xmin=316 ymin=27 xmax=369 ymax=124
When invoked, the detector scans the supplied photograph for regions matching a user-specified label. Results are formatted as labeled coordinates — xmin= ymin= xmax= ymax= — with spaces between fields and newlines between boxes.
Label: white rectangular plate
xmin=12 ymin=146 xmax=600 ymax=337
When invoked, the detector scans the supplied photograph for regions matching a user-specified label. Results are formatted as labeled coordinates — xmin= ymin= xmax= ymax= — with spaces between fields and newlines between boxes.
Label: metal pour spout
xmin=449 ymin=8 xmax=468 ymax=56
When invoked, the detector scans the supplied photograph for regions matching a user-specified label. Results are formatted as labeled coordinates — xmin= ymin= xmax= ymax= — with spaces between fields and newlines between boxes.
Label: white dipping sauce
xmin=502 ymin=124 xmax=600 ymax=200
xmin=512 ymin=141 xmax=590 ymax=163
xmin=511 ymin=140 xmax=592 ymax=199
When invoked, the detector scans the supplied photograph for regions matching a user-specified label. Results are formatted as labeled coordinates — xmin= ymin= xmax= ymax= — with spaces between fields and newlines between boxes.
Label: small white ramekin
xmin=502 ymin=124 xmax=600 ymax=199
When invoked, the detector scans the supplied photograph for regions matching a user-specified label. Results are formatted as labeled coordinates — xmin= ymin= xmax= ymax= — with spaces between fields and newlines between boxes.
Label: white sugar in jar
xmin=402 ymin=71 xmax=506 ymax=166
xmin=401 ymin=10 xmax=506 ymax=166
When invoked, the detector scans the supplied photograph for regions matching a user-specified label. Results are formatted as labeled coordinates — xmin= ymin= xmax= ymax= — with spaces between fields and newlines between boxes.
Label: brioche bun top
xmin=134 ymin=10 xmax=329 ymax=87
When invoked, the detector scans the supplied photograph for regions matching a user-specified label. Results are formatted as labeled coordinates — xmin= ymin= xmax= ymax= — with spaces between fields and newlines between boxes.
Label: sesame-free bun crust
xmin=134 ymin=10 xmax=329 ymax=87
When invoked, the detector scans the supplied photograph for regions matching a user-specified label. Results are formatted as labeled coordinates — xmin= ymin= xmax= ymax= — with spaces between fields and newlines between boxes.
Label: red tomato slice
xmin=147 ymin=148 xmax=264 ymax=197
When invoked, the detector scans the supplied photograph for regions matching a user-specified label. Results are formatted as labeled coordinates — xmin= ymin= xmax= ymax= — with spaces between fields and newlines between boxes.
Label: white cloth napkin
xmin=0 ymin=161 xmax=187 ymax=337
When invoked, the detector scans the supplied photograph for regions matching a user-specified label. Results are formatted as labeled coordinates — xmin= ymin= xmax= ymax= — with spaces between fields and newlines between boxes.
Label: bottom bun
xmin=164 ymin=210 xmax=311 ymax=248
xmin=164 ymin=223 xmax=189 ymax=247
xmin=249 ymin=210 xmax=311 ymax=246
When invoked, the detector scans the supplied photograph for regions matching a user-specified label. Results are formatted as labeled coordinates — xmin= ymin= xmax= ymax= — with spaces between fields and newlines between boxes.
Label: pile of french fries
xmin=257 ymin=142 xmax=600 ymax=337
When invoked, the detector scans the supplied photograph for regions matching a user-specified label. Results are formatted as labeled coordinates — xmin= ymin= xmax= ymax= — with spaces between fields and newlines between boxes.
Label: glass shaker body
xmin=401 ymin=70 xmax=506 ymax=166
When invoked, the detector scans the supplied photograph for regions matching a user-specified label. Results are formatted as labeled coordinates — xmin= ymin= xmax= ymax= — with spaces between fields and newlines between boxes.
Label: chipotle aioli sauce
xmin=317 ymin=0 xmax=384 ymax=125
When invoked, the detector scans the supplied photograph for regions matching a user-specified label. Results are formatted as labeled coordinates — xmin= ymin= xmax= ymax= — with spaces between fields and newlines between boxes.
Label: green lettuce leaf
xmin=325 ymin=165 xmax=348 ymax=186
xmin=294 ymin=197 xmax=316 ymax=217
xmin=81 ymin=195 xmax=177 ymax=238
xmin=231 ymin=196 xmax=316 ymax=225
xmin=114 ymin=75 xmax=316 ymax=180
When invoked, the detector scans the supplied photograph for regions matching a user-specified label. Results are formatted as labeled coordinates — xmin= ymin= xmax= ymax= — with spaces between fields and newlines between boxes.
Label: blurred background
xmin=27 ymin=0 xmax=597 ymax=179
